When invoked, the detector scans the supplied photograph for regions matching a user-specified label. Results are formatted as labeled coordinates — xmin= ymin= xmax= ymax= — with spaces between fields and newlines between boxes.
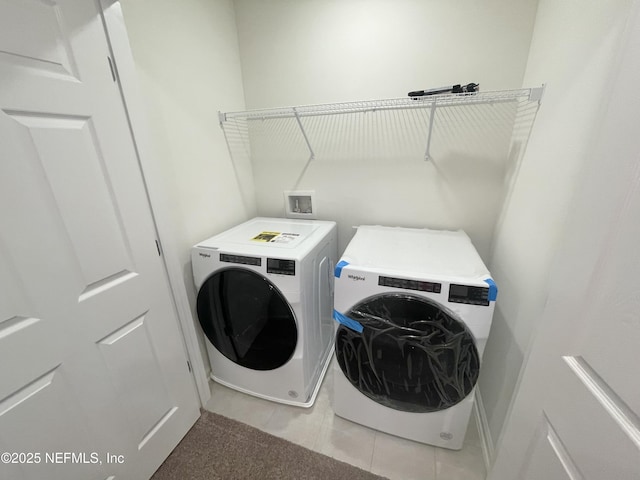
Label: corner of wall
xmin=117 ymin=0 xmax=255 ymax=405
xmin=474 ymin=387 xmax=495 ymax=470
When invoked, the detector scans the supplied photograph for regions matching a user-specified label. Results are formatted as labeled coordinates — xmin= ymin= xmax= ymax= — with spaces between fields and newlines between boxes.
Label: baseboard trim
xmin=474 ymin=388 xmax=495 ymax=471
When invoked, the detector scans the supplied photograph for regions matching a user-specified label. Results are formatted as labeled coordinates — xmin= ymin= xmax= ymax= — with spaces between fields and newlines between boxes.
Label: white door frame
xmin=98 ymin=0 xmax=211 ymax=405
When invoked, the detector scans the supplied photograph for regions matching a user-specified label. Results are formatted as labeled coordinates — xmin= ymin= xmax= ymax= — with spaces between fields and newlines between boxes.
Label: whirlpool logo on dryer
xmin=347 ymin=274 xmax=366 ymax=281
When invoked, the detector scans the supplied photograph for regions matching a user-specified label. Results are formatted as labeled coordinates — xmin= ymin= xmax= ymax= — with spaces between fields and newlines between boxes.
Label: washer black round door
xmin=335 ymin=293 xmax=480 ymax=413
xmin=197 ymin=268 xmax=297 ymax=371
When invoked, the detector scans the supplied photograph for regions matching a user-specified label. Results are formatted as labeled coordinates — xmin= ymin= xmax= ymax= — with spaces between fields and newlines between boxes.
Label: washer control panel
xmin=267 ymin=258 xmax=296 ymax=276
xmin=379 ymin=275 xmax=442 ymax=293
xmin=448 ymin=284 xmax=490 ymax=306
xmin=220 ymin=253 xmax=261 ymax=266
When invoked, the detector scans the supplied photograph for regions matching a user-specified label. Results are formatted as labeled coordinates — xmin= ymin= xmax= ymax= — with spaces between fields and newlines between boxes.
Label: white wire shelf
xmin=219 ymin=86 xmax=544 ymax=123
xmin=218 ymin=85 xmax=544 ymax=162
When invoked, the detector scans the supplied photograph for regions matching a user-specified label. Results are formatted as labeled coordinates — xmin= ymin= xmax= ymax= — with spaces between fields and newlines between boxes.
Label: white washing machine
xmin=332 ymin=225 xmax=496 ymax=449
xmin=192 ymin=217 xmax=337 ymax=407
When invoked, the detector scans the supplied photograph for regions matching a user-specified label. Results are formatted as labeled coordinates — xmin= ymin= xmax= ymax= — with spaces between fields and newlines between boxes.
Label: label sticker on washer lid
xmin=251 ymin=231 xmax=300 ymax=243
xmin=333 ymin=310 xmax=364 ymax=333
xmin=483 ymin=278 xmax=498 ymax=301
xmin=252 ymin=231 xmax=280 ymax=242
xmin=334 ymin=260 xmax=349 ymax=278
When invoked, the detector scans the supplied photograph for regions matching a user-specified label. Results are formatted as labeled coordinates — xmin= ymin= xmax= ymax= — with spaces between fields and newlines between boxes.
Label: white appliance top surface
xmin=342 ymin=225 xmax=490 ymax=280
xmin=195 ymin=217 xmax=335 ymax=257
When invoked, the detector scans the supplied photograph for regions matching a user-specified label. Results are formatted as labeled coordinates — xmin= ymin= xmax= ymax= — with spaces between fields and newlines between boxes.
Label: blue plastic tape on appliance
xmin=334 ymin=260 xmax=349 ymax=278
xmin=333 ymin=310 xmax=364 ymax=333
xmin=484 ymin=278 xmax=498 ymax=301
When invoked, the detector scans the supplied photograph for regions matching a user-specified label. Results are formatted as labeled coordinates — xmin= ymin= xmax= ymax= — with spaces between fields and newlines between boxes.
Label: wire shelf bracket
xmin=292 ymin=106 xmax=315 ymax=161
xmin=424 ymin=102 xmax=437 ymax=161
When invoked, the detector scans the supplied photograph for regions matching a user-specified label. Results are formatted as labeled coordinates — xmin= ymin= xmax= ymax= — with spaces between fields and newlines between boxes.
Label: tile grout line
xmin=369 ymin=432 xmax=379 ymax=474
xmin=306 ymin=409 xmax=326 ymax=450
xmin=260 ymin=404 xmax=278 ymax=431
xmin=311 ymin=404 xmax=331 ymax=452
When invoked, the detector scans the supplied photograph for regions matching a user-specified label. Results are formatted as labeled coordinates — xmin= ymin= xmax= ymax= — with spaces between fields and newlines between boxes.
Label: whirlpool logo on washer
xmin=198 ymin=252 xmax=211 ymax=258
xmin=347 ymin=274 xmax=366 ymax=281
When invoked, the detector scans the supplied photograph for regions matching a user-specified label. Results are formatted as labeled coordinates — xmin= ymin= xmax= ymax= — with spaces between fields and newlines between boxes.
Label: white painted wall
xmin=479 ymin=0 xmax=637 ymax=453
xmin=233 ymin=0 xmax=540 ymax=255
xmin=120 ymin=0 xmax=256 ymax=374
xmin=235 ymin=0 xmax=538 ymax=109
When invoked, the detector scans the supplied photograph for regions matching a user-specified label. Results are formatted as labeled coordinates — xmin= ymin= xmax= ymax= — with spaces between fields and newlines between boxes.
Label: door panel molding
xmin=520 ymin=413 xmax=584 ymax=480
xmin=563 ymin=356 xmax=640 ymax=448
xmin=0 ymin=366 xmax=58 ymax=418
xmin=0 ymin=0 xmax=80 ymax=80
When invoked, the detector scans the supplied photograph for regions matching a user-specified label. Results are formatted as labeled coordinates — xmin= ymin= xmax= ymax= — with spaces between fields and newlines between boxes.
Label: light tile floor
xmin=204 ymin=362 xmax=486 ymax=480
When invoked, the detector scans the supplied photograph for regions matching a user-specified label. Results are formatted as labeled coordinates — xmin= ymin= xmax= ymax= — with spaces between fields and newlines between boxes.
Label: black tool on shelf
xmin=408 ymin=83 xmax=479 ymax=98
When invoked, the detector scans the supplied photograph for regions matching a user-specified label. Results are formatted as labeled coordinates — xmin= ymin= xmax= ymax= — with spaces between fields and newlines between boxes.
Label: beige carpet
xmin=151 ymin=410 xmax=389 ymax=480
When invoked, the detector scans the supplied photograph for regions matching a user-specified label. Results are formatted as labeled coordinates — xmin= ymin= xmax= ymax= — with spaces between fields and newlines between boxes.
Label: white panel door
xmin=489 ymin=5 xmax=640 ymax=480
xmin=0 ymin=1 xmax=200 ymax=479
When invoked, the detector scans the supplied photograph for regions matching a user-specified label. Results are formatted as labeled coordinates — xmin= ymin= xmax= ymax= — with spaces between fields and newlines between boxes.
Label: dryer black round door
xmin=335 ymin=293 xmax=480 ymax=413
xmin=197 ymin=268 xmax=297 ymax=371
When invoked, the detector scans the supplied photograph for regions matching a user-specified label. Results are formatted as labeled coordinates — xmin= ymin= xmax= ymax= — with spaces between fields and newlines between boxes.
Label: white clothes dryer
xmin=192 ymin=217 xmax=337 ymax=407
xmin=332 ymin=225 xmax=496 ymax=449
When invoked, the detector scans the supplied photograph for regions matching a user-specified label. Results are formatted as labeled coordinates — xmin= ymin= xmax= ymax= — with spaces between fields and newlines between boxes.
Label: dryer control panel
xmin=448 ymin=284 xmax=490 ymax=306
